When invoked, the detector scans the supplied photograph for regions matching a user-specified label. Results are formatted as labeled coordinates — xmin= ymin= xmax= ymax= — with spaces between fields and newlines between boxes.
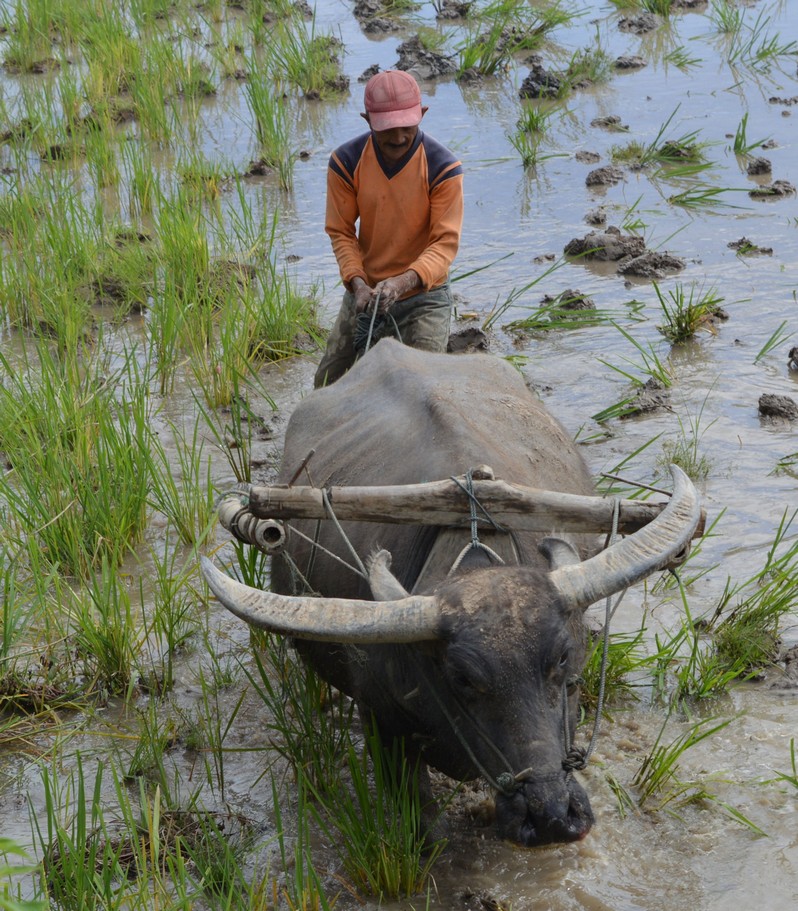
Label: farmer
xmin=314 ymin=69 xmax=464 ymax=388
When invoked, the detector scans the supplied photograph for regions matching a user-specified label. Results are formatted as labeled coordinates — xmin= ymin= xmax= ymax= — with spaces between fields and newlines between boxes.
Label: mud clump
xmin=564 ymin=227 xmax=645 ymax=261
xmin=585 ymin=165 xmax=624 ymax=187
xmin=395 ymin=35 xmax=457 ymax=78
xmin=746 ymin=156 xmax=772 ymax=176
xmin=353 ymin=0 xmax=402 ymax=33
xmin=617 ymin=251 xmax=686 ymax=279
xmin=564 ymin=227 xmax=685 ymax=279
xmin=447 ymin=326 xmax=490 ymax=354
xmin=749 ymin=179 xmax=796 ymax=199
xmin=759 ymin=394 xmax=798 ymax=420
xmin=541 ymin=289 xmax=596 ymax=312
xmin=624 ymin=378 xmax=671 ymax=417
xmin=435 ymin=0 xmax=473 ymax=18
xmin=575 ymin=150 xmax=601 ymax=164
xmin=618 ymin=13 xmax=660 ymax=34
xmin=518 ymin=61 xmax=561 ymax=99
xmin=591 ymin=114 xmax=628 ymax=131
xmin=615 ymin=55 xmax=647 ymax=70
xmin=728 ymin=237 xmax=773 ymax=256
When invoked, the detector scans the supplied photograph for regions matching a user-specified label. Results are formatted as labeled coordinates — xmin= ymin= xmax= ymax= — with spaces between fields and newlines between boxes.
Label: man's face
xmin=361 ymin=108 xmax=428 ymax=165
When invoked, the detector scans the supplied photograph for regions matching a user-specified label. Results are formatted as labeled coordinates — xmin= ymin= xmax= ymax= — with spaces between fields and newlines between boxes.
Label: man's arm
xmin=325 ymin=164 xmax=369 ymax=290
xmin=407 ymin=171 xmax=464 ymax=292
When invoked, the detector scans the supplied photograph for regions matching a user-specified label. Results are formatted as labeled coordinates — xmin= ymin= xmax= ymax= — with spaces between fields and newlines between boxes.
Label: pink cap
xmin=364 ymin=70 xmax=423 ymax=132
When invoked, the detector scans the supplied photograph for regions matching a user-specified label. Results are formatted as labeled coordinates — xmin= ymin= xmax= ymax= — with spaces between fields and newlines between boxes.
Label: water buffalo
xmin=202 ymin=339 xmax=700 ymax=846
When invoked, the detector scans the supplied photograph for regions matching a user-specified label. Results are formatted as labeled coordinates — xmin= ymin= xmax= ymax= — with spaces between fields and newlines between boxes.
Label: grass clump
xmin=309 ymin=723 xmax=447 ymax=900
xmin=655 ymin=282 xmax=725 ymax=343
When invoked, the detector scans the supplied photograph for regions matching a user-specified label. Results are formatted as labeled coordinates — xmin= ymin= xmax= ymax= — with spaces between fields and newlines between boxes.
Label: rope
xmin=448 ymin=469 xmax=507 ymax=575
xmin=561 ymin=497 xmax=625 ymax=773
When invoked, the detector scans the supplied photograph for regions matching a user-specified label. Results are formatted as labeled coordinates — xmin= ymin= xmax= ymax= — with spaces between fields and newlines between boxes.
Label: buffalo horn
xmin=200 ymin=556 xmax=441 ymax=643
xmin=548 ymin=464 xmax=701 ymax=611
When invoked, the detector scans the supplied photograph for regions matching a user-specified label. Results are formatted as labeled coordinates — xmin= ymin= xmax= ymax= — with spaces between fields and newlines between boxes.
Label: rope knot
xmin=562 ymin=746 xmax=587 ymax=773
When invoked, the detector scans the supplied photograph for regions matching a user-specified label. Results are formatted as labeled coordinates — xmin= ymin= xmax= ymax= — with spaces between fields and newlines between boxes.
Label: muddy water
xmin=2 ymin=1 xmax=798 ymax=908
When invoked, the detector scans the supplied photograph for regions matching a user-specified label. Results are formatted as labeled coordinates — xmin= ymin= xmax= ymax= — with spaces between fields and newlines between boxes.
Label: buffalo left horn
xmin=547 ymin=464 xmax=701 ymax=611
xmin=200 ymin=556 xmax=441 ymax=643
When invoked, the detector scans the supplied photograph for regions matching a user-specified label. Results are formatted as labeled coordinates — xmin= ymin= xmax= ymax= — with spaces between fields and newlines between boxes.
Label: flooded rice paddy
xmin=1 ymin=0 xmax=797 ymax=908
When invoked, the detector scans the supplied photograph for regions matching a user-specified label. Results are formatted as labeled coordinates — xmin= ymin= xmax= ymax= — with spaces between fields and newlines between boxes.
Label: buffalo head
xmin=201 ymin=465 xmax=700 ymax=847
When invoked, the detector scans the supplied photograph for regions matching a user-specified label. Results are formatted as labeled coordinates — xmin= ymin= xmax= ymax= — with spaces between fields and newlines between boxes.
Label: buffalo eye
xmin=558 ymin=648 xmax=570 ymax=669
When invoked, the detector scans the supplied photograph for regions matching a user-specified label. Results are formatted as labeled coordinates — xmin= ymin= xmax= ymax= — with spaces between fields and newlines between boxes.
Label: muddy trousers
xmin=313 ymin=284 xmax=453 ymax=388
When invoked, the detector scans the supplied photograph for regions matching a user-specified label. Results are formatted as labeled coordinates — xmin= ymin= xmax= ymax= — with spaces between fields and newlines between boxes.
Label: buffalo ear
xmin=367 ymin=549 xmax=410 ymax=601
xmin=538 ymin=537 xmax=581 ymax=571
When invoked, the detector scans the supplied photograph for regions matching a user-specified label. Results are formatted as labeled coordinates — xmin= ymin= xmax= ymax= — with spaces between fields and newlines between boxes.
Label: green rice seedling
xmin=634 ymin=715 xmax=742 ymax=813
xmin=456 ymin=15 xmax=513 ymax=77
xmin=704 ymin=520 xmax=798 ymax=675
xmin=667 ymin=184 xmax=741 ymax=209
xmin=193 ymin=373 xmax=259 ymax=484
xmin=482 ymin=256 xmax=567 ymax=330
xmin=641 ymin=0 xmax=673 ymax=15
xmin=272 ymin=776 xmax=338 ymax=911
xmin=31 ymin=754 xmax=131 ymax=911
xmin=78 ymin=4 xmax=142 ymax=100
xmin=70 ymin=557 xmax=140 ymax=699
xmin=663 ymin=45 xmax=702 ymax=71
xmin=242 ymin=66 xmax=295 ymax=190
xmin=84 ymin=119 xmax=122 ymax=190
xmin=177 ymin=810 xmax=254 ymax=907
xmin=127 ymin=38 xmax=173 ymax=142
xmin=561 ymin=43 xmax=613 ymax=91
xmin=0 ymin=838 xmax=46 ymax=911
xmin=725 ymin=6 xmax=797 ymax=72
xmin=245 ymin=639 xmax=355 ymax=793
xmin=308 ymin=722 xmax=447 ymax=899
xmin=139 ymin=545 xmax=201 ymax=695
xmin=658 ymin=398 xmax=715 ymax=482
xmin=611 ymin=106 xmax=709 ymax=171
xmin=146 ymin=417 xmax=217 ymax=547
xmin=769 ymin=739 xmax=797 ymax=791
xmin=709 ymin=0 xmax=742 ymax=36
xmin=0 ymin=343 xmax=153 ymax=578
xmin=0 ymin=551 xmax=33 ymax=664
xmin=753 ymin=319 xmax=790 ymax=364
xmin=731 ymin=112 xmax=768 ymax=156
xmin=123 ymin=699 xmax=178 ymax=791
xmin=580 ymin=626 xmax=649 ymax=711
xmin=176 ymin=150 xmax=232 ymax=201
xmin=193 ymin=663 xmax=247 ymax=799
xmin=591 ymin=322 xmax=673 ymax=422
xmin=267 ymin=17 xmax=348 ymax=98
xmin=120 ymin=140 xmax=160 ymax=218
xmin=1 ymin=0 xmax=57 ymax=73
xmin=654 ymin=281 xmax=725 ymax=344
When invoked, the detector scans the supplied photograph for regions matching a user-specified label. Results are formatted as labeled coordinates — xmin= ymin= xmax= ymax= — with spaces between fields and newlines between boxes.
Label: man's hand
xmin=351 ymin=276 xmax=375 ymax=314
xmin=371 ymin=270 xmax=421 ymax=312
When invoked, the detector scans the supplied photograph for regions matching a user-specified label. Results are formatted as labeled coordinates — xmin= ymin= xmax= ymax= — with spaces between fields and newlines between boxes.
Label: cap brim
xmin=368 ymin=104 xmax=423 ymax=132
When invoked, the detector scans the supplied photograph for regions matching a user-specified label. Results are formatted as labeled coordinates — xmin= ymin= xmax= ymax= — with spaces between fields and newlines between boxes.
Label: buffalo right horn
xmin=200 ymin=556 xmax=441 ymax=643
xmin=547 ymin=464 xmax=701 ymax=611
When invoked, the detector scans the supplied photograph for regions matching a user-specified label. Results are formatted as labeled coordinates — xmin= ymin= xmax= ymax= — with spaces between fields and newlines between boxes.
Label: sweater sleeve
xmin=325 ymin=161 xmax=369 ymax=289
xmin=407 ymin=169 xmax=464 ymax=291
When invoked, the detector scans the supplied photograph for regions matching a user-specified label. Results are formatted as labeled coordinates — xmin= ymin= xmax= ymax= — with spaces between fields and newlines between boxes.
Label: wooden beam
xmin=243 ymin=474 xmax=704 ymax=538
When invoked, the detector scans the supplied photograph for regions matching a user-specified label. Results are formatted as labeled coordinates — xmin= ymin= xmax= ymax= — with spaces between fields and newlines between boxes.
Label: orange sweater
xmin=326 ymin=130 xmax=464 ymax=294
